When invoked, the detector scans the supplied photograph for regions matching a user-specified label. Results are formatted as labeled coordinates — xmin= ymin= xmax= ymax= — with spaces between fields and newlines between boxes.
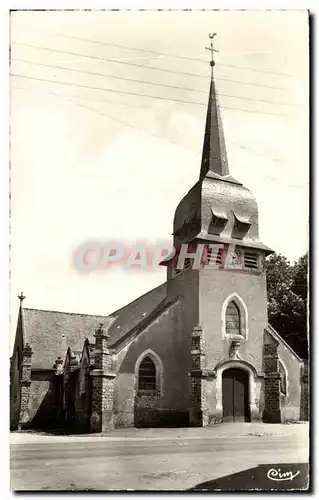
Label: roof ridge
xmin=23 ymin=307 xmax=109 ymax=318
xmin=23 ymin=282 xmax=167 ymax=320
xmin=111 ymin=293 xmax=181 ymax=351
xmin=107 ymin=281 xmax=167 ymax=317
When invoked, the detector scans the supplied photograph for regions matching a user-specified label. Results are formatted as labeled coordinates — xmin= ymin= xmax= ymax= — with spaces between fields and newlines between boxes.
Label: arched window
xmin=226 ymin=301 xmax=241 ymax=335
xmin=138 ymin=356 xmax=156 ymax=391
xmin=279 ymin=361 xmax=287 ymax=395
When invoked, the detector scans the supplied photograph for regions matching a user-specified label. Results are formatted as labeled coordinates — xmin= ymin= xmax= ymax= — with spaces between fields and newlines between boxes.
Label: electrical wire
xmin=11 ymin=73 xmax=292 ymax=118
xmin=12 ymin=58 xmax=302 ymax=108
xmin=12 ymin=58 xmax=207 ymax=95
xmin=12 ymin=85 xmax=303 ymax=171
xmin=12 ymin=43 xmax=294 ymax=92
xmin=19 ymin=31 xmax=298 ymax=77
xmin=11 ymin=42 xmax=298 ymax=87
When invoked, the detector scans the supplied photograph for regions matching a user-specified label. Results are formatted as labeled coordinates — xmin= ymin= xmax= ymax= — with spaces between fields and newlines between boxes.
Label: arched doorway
xmin=222 ymin=368 xmax=250 ymax=422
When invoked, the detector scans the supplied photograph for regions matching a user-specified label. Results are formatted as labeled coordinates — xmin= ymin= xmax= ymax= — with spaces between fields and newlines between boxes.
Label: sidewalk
xmin=11 ymin=421 xmax=309 ymax=444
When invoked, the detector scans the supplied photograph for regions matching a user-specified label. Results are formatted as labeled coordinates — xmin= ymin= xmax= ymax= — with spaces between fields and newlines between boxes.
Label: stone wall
xmin=192 ymin=266 xmax=268 ymax=424
xmin=277 ymin=340 xmax=303 ymax=422
xmin=73 ymin=363 xmax=92 ymax=433
xmin=29 ymin=372 xmax=53 ymax=428
xmin=199 ymin=267 xmax=267 ymax=375
xmin=90 ymin=324 xmax=116 ymax=432
xmin=10 ymin=350 xmax=21 ymax=430
xmin=18 ymin=344 xmax=34 ymax=429
xmin=114 ymin=298 xmax=189 ymax=428
xmin=189 ymin=325 xmax=206 ymax=426
xmin=263 ymin=342 xmax=281 ymax=423
xmin=10 ymin=307 xmax=24 ymax=430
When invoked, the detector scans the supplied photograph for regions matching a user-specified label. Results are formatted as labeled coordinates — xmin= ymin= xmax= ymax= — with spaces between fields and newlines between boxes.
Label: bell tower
xmin=166 ymin=34 xmax=274 ymax=425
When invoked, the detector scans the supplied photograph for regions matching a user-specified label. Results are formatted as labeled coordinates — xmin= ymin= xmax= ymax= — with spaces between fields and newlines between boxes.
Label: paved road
xmin=10 ymin=423 xmax=309 ymax=491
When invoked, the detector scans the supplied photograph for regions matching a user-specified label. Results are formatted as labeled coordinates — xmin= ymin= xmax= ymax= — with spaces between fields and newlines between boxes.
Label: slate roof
xmin=21 ymin=282 xmax=167 ymax=369
xmin=22 ymin=308 xmax=109 ymax=369
xmin=107 ymin=282 xmax=167 ymax=347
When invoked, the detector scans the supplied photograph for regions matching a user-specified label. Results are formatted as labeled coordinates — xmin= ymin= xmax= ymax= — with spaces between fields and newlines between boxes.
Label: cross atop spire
xmin=205 ymin=32 xmax=218 ymax=66
xmin=199 ymin=33 xmax=229 ymax=180
xmin=18 ymin=292 xmax=26 ymax=304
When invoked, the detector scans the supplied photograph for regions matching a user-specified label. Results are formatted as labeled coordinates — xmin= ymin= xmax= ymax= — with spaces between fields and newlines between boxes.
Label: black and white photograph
xmin=9 ymin=8 xmax=309 ymax=492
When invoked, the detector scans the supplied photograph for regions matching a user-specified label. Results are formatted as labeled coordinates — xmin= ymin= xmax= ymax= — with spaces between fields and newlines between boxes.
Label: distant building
xmin=10 ymin=46 xmax=308 ymax=433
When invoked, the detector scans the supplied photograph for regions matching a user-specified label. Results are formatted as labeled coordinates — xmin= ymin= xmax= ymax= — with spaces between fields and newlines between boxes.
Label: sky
xmin=10 ymin=9 xmax=309 ymax=343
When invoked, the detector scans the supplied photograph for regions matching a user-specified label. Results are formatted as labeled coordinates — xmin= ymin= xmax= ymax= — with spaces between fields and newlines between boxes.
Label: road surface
xmin=10 ymin=423 xmax=309 ymax=491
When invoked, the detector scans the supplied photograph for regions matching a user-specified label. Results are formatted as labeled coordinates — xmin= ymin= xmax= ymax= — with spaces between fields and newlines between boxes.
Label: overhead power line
xmin=11 ymin=73 xmax=291 ymax=118
xmin=67 ymin=98 xmax=192 ymax=151
xmin=12 ymin=58 xmax=301 ymax=108
xmin=12 ymin=85 xmax=294 ymax=167
xmin=29 ymin=31 xmax=298 ymax=77
xmin=35 ymin=93 xmax=287 ymax=164
xmin=12 ymin=85 xmax=158 ymax=110
xmin=12 ymin=42 xmax=295 ymax=92
xmin=12 ymin=86 xmax=295 ymax=150
xmin=11 ymin=42 xmax=212 ymax=79
xmin=11 ymin=86 xmax=291 ymax=144
xmin=11 ymin=73 xmax=207 ymax=107
xmin=12 ymin=58 xmax=207 ymax=95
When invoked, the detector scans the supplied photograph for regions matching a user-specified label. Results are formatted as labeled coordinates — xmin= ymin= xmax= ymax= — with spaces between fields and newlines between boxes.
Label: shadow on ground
xmin=189 ymin=463 xmax=309 ymax=491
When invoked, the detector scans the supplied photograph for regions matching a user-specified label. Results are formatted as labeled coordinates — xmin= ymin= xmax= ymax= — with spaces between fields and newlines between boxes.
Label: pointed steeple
xmin=200 ymin=34 xmax=229 ymax=180
xmin=171 ymin=35 xmax=273 ymax=255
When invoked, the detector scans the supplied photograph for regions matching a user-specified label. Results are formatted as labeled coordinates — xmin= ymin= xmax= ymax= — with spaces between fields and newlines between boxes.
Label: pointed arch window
xmin=138 ymin=356 xmax=156 ymax=391
xmin=226 ymin=301 xmax=241 ymax=335
xmin=222 ymin=294 xmax=248 ymax=339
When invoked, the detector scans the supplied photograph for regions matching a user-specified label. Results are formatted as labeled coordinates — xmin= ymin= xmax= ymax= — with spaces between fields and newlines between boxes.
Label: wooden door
xmin=222 ymin=368 xmax=249 ymax=422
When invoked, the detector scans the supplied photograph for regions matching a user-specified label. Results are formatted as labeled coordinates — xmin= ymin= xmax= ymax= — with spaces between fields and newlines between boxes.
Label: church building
xmin=10 ymin=40 xmax=308 ymax=433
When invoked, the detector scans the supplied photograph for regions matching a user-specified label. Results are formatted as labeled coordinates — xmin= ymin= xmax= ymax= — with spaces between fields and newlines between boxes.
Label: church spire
xmin=199 ymin=33 xmax=229 ymax=180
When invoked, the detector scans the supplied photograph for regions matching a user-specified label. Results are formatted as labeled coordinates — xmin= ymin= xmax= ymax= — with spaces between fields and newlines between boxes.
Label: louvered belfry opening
xmin=138 ymin=356 xmax=156 ymax=391
xmin=244 ymin=251 xmax=258 ymax=270
xmin=206 ymin=245 xmax=224 ymax=266
xmin=226 ymin=300 xmax=241 ymax=335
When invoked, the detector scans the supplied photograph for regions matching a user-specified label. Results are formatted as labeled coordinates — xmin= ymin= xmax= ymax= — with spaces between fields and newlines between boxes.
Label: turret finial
xmin=18 ymin=292 xmax=26 ymax=304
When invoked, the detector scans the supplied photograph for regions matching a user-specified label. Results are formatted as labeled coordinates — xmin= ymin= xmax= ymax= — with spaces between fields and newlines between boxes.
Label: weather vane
xmin=206 ymin=32 xmax=219 ymax=66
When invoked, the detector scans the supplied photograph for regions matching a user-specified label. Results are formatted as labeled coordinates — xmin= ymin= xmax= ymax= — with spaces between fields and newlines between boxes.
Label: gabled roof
xmin=22 ymin=308 xmax=110 ymax=369
xmin=110 ymin=291 xmax=180 ymax=351
xmin=21 ymin=282 xmax=167 ymax=369
xmin=107 ymin=282 xmax=167 ymax=347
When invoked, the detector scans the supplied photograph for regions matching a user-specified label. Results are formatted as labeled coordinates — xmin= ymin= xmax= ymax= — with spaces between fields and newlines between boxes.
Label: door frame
xmin=215 ymin=360 xmax=260 ymax=422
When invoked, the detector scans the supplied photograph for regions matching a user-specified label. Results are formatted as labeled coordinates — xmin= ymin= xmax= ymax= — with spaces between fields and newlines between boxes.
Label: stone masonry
xmin=189 ymin=325 xmax=207 ymax=426
xmin=90 ymin=324 xmax=116 ymax=432
xmin=263 ymin=342 xmax=281 ymax=423
xmin=18 ymin=343 xmax=33 ymax=429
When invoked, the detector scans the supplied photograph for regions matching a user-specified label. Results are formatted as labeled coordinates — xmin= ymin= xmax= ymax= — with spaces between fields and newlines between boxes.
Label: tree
xmin=266 ymin=252 xmax=308 ymax=359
